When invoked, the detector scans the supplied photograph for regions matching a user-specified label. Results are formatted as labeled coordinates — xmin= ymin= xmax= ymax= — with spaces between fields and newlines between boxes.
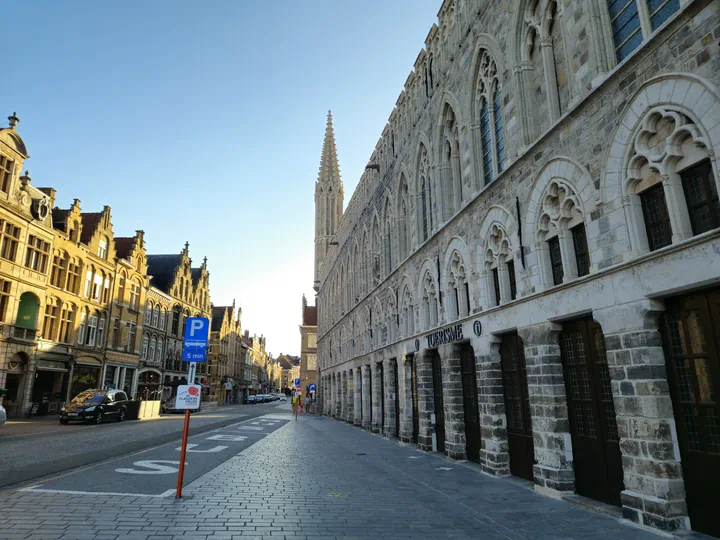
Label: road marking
xmin=175 ymin=443 xmax=228 ymax=453
xmin=206 ymin=434 xmax=248 ymax=441
xmin=236 ymin=426 xmax=264 ymax=431
xmin=20 ymin=486 xmax=176 ymax=497
xmin=436 ymin=467 xmax=453 ymax=471
xmin=408 ymin=456 xmax=422 ymax=459
xmin=115 ymin=460 xmax=183 ymax=474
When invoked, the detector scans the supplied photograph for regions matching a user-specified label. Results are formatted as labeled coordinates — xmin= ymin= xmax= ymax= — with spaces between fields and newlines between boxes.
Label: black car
xmin=60 ymin=389 xmax=129 ymax=424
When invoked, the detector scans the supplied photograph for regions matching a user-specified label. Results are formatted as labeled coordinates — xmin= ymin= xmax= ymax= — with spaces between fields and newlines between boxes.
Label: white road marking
xmin=20 ymin=486 xmax=176 ymax=497
xmin=408 ymin=456 xmax=422 ymax=459
xmin=236 ymin=426 xmax=264 ymax=431
xmin=115 ymin=460 xmax=183 ymax=474
xmin=175 ymin=443 xmax=229 ymax=453
xmin=436 ymin=467 xmax=453 ymax=471
xmin=206 ymin=434 xmax=248 ymax=441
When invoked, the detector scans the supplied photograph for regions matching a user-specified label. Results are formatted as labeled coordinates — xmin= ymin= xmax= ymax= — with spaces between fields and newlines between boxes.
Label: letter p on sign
xmin=183 ymin=317 xmax=209 ymax=350
xmin=190 ymin=319 xmax=203 ymax=336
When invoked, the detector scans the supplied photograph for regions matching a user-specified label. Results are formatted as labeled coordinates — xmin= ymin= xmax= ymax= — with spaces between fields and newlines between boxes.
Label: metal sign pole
xmin=175 ymin=360 xmax=196 ymax=498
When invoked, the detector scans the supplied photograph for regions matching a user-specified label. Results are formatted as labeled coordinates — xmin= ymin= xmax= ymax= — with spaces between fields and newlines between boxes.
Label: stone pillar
xmin=335 ymin=372 xmax=341 ymax=418
xmin=362 ymin=365 xmax=372 ymax=430
xmin=518 ymin=322 xmax=575 ymax=496
xmin=400 ymin=355 xmax=415 ymax=443
xmin=372 ymin=361 xmax=383 ymax=434
xmin=341 ymin=371 xmax=347 ymax=421
xmin=594 ymin=300 xmax=689 ymax=532
xmin=440 ymin=343 xmax=466 ymax=459
xmin=416 ymin=350 xmax=435 ymax=451
xmin=354 ymin=367 xmax=362 ymax=425
xmin=475 ymin=335 xmax=510 ymax=475
xmin=345 ymin=370 xmax=354 ymax=423
xmin=385 ymin=359 xmax=398 ymax=439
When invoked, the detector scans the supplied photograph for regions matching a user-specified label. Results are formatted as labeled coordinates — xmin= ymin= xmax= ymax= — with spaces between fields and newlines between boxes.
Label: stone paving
xmin=0 ymin=407 xmax=666 ymax=540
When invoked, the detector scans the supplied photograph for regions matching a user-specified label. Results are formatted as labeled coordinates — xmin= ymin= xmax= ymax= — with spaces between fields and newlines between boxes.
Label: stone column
xmin=354 ymin=367 xmax=362 ymax=425
xmin=362 ymin=364 xmax=372 ymax=430
xmin=345 ymin=370 xmax=354 ymax=423
xmin=341 ymin=371 xmax=347 ymax=421
xmin=385 ymin=359 xmax=398 ymax=439
xmin=440 ymin=343 xmax=466 ymax=459
xmin=335 ymin=372 xmax=342 ymax=418
xmin=372 ymin=361 xmax=383 ymax=434
xmin=540 ymin=36 xmax=561 ymax=122
xmin=475 ymin=335 xmax=510 ymax=475
xmin=594 ymin=300 xmax=689 ymax=532
xmin=518 ymin=322 xmax=574 ymax=496
xmin=416 ymin=350 xmax=436 ymax=452
xmin=400 ymin=355 xmax=415 ymax=443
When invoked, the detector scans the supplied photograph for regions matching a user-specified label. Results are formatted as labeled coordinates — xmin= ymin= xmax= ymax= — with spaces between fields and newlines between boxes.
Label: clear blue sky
xmin=5 ymin=0 xmax=440 ymax=355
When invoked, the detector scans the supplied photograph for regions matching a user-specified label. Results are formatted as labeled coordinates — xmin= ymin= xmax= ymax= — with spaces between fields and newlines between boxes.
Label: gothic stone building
xmin=314 ymin=0 xmax=720 ymax=536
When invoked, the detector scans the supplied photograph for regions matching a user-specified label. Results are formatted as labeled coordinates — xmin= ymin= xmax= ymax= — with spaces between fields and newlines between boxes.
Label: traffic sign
xmin=308 ymin=383 xmax=316 ymax=391
xmin=182 ymin=349 xmax=207 ymax=362
xmin=175 ymin=385 xmax=201 ymax=409
xmin=183 ymin=317 xmax=209 ymax=350
xmin=294 ymin=378 xmax=301 ymax=387
xmin=182 ymin=317 xmax=209 ymax=362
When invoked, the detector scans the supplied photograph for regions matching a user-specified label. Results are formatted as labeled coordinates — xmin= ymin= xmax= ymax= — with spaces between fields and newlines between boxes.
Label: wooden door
xmin=500 ymin=332 xmax=535 ymax=481
xmin=460 ymin=344 xmax=481 ymax=463
xmin=411 ymin=356 xmax=419 ymax=444
xmin=561 ymin=319 xmax=623 ymax=506
xmin=430 ymin=351 xmax=445 ymax=453
xmin=661 ymin=288 xmax=720 ymax=538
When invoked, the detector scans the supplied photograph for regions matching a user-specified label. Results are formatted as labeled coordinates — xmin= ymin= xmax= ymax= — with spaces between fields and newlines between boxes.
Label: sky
xmin=4 ymin=0 xmax=440 ymax=356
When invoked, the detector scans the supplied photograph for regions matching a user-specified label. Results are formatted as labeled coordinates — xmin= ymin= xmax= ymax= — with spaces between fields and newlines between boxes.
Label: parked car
xmin=0 ymin=404 xmax=6 ymax=427
xmin=279 ymin=394 xmax=288 ymax=401
xmin=256 ymin=394 xmax=266 ymax=403
xmin=60 ymin=389 xmax=129 ymax=424
xmin=244 ymin=395 xmax=256 ymax=405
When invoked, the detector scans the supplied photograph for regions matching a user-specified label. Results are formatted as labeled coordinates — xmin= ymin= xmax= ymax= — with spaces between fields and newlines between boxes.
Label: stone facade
xmin=314 ymin=1 xmax=720 ymax=536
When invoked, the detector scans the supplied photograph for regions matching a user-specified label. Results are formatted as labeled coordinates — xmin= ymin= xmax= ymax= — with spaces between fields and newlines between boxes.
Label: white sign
xmin=176 ymin=385 xmax=201 ymax=409
xmin=225 ymin=381 xmax=233 ymax=390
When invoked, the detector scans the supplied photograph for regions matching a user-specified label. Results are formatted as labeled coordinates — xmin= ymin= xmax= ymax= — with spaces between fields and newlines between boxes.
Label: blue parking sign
xmin=182 ymin=317 xmax=209 ymax=362
xmin=294 ymin=378 xmax=301 ymax=387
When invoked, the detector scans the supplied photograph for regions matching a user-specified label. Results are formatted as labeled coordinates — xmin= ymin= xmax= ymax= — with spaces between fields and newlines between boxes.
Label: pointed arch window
xmin=607 ymin=0 xmax=680 ymax=62
xmin=418 ymin=144 xmax=433 ymax=242
xmin=474 ymin=50 xmax=504 ymax=185
xmin=484 ymin=224 xmax=518 ymax=306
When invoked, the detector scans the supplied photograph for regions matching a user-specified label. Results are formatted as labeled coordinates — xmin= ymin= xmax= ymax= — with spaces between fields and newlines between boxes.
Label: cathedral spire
xmin=314 ymin=110 xmax=344 ymax=291
xmin=317 ymin=110 xmax=342 ymax=187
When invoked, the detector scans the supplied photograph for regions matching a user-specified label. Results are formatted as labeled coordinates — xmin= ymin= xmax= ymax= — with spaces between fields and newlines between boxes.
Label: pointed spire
xmin=317 ymin=110 xmax=342 ymax=186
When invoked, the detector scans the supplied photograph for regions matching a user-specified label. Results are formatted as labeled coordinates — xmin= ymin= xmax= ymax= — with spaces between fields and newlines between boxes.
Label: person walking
xmin=305 ymin=394 xmax=312 ymax=414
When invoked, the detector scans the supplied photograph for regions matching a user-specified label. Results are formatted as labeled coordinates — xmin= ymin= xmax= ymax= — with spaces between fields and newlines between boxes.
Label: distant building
xmin=299 ymin=295 xmax=317 ymax=398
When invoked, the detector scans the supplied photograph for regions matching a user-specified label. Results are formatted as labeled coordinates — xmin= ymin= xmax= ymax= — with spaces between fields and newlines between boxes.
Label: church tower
xmin=314 ymin=110 xmax=344 ymax=291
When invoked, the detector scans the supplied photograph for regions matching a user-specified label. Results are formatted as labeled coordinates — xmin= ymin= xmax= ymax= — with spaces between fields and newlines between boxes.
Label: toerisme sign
xmin=425 ymin=324 xmax=464 ymax=349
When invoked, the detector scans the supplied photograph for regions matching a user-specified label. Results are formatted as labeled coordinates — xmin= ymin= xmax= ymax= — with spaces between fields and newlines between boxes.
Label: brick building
xmin=314 ymin=1 xmax=720 ymax=536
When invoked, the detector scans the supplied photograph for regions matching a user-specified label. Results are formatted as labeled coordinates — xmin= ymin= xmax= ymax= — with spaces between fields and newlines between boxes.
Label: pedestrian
xmin=305 ymin=394 xmax=312 ymax=414
xmin=291 ymin=394 xmax=298 ymax=414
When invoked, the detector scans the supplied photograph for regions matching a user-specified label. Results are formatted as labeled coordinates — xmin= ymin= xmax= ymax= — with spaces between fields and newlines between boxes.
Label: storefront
xmin=70 ymin=357 xmax=103 ymax=398
xmin=137 ymin=369 xmax=162 ymax=401
xmin=31 ymin=358 xmax=70 ymax=415
xmin=1 ymin=352 xmax=30 ymax=417
xmin=101 ymin=364 xmax=137 ymax=397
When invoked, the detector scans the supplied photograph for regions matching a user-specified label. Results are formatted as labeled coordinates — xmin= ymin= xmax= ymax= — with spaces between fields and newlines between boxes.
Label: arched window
xmin=98 ymin=236 xmax=108 ymax=259
xmin=401 ymin=286 xmax=415 ymax=337
xmin=484 ymin=224 xmax=518 ymax=306
xmin=142 ymin=334 xmax=149 ymax=360
xmin=607 ymin=0 xmax=681 ymax=62
xmin=448 ymin=251 xmax=471 ymax=319
xmin=397 ymin=174 xmax=411 ymax=261
xmin=625 ymin=107 xmax=719 ymax=253
xmin=145 ymin=303 xmax=153 ymax=326
xmin=149 ymin=337 xmax=156 ymax=362
xmin=159 ymin=308 xmax=166 ymax=331
xmin=383 ymin=198 xmax=393 ymax=275
xmin=152 ymin=305 xmax=159 ymax=327
xmin=58 ymin=303 xmax=74 ymax=343
xmin=536 ymin=180 xmax=589 ymax=288
xmin=172 ymin=306 xmax=181 ymax=335
xmin=371 ymin=218 xmax=381 ymax=287
xmin=418 ymin=144 xmax=433 ymax=242
xmin=474 ymin=50 xmax=504 ymax=184
xmin=77 ymin=308 xmax=88 ymax=345
xmin=157 ymin=338 xmax=164 ymax=365
xmin=42 ymin=297 xmax=60 ymax=341
xmin=97 ymin=314 xmax=105 ymax=347
xmin=50 ymin=250 xmax=67 ymax=288
xmin=66 ymin=257 xmax=81 ymax=293
xmin=440 ymin=104 xmax=463 ymax=219
xmin=420 ymin=272 xmax=439 ymax=330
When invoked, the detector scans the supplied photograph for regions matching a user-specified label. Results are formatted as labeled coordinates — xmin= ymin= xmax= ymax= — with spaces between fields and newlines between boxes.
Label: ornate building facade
xmin=299 ymin=294 xmax=317 ymax=397
xmin=314 ymin=1 xmax=720 ymax=536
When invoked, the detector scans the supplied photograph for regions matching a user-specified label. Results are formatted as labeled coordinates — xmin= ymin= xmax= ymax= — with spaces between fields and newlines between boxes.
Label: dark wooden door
xmin=661 ymin=288 xmax=720 ymax=538
xmin=431 ymin=351 xmax=445 ymax=453
xmin=368 ymin=366 xmax=373 ymax=425
xmin=500 ymin=332 xmax=534 ymax=481
xmin=393 ymin=360 xmax=400 ymax=438
xmin=411 ymin=356 xmax=419 ymax=444
xmin=561 ymin=319 xmax=623 ymax=506
xmin=379 ymin=362 xmax=385 ymax=433
xmin=460 ymin=344 xmax=481 ymax=463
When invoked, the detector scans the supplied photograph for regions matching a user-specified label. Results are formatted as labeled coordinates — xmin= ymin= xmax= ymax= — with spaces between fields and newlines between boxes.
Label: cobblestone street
xmin=0 ymin=406 xmax=667 ymax=540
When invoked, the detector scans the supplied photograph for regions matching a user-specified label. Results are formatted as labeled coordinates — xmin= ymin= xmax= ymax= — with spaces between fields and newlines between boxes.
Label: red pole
xmin=176 ymin=409 xmax=191 ymax=498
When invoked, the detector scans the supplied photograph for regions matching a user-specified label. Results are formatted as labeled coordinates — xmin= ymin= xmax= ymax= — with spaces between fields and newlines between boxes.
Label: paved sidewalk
xmin=1 ymin=410 xmax=664 ymax=540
